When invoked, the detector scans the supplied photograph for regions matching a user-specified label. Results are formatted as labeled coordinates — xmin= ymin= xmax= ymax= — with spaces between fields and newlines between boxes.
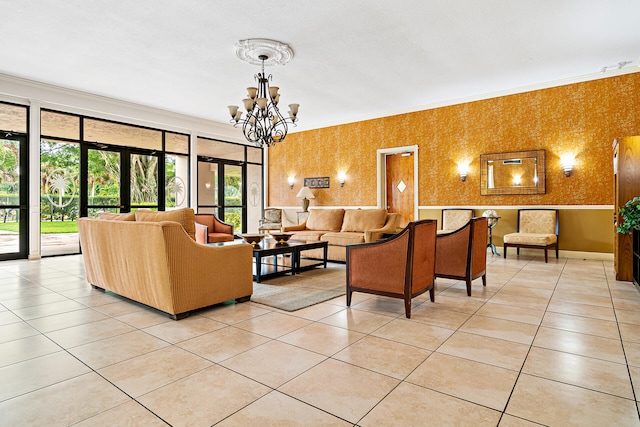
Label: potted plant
xmin=617 ymin=196 xmax=640 ymax=234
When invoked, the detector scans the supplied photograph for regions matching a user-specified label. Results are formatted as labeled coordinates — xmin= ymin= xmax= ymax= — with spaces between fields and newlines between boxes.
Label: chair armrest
xmin=194 ymin=222 xmax=208 ymax=244
xmin=213 ymin=217 xmax=233 ymax=234
xmin=365 ymin=214 xmax=400 ymax=242
xmin=283 ymin=222 xmax=307 ymax=232
xmin=435 ymin=226 xmax=470 ymax=276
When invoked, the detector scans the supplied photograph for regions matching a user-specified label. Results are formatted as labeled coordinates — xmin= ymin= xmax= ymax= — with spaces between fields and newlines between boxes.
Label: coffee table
xmin=251 ymin=239 xmax=328 ymax=282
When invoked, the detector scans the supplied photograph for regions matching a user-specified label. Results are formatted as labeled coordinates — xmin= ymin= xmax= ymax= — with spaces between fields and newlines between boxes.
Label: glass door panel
xmin=0 ymin=135 xmax=27 ymax=259
xmin=197 ymin=160 xmax=218 ymax=209
xmin=87 ymin=148 xmax=121 ymax=217
xmin=223 ymin=164 xmax=243 ymax=232
xmin=166 ymin=154 xmax=189 ymax=209
xmin=40 ymin=139 xmax=80 ymax=256
xmin=130 ymin=153 xmax=159 ymax=210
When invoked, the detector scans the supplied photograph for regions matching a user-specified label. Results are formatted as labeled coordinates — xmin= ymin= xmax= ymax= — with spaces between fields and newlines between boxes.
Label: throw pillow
xmin=306 ymin=208 xmax=345 ymax=231
xmin=135 ymin=208 xmax=196 ymax=240
xmin=98 ymin=212 xmax=136 ymax=221
xmin=341 ymin=208 xmax=387 ymax=232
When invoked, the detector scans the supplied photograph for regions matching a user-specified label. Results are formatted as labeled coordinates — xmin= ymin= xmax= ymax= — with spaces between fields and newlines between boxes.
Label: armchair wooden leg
xmin=544 ymin=249 xmax=548 ymax=263
xmin=346 ymin=290 xmax=352 ymax=307
xmin=503 ymin=245 xmax=507 ymax=259
xmin=482 ymin=274 xmax=487 ymax=287
xmin=429 ymin=287 xmax=435 ymax=302
xmin=404 ymin=298 xmax=411 ymax=319
xmin=465 ymin=279 xmax=472 ymax=296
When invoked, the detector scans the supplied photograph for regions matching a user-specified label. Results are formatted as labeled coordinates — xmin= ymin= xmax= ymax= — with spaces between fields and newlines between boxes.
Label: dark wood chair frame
xmin=503 ymin=208 xmax=559 ymax=263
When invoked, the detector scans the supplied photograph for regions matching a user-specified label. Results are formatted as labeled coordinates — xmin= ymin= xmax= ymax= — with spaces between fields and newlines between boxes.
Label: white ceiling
xmin=1 ymin=0 xmax=639 ymax=132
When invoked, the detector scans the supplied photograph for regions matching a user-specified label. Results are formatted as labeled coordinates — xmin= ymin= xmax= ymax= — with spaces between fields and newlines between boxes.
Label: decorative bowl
xmin=269 ymin=232 xmax=295 ymax=244
xmin=239 ymin=233 xmax=265 ymax=245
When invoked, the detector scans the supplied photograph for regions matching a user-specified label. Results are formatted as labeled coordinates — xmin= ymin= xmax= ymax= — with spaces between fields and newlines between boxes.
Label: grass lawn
xmin=0 ymin=221 xmax=78 ymax=233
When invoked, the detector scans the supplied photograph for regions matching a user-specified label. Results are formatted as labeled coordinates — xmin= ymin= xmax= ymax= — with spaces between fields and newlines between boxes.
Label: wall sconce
xmin=338 ymin=172 xmax=346 ymax=187
xmin=287 ymin=176 xmax=295 ymax=189
xmin=457 ymin=163 xmax=470 ymax=182
xmin=513 ymin=175 xmax=521 ymax=186
xmin=560 ymin=154 xmax=575 ymax=177
xmin=204 ymin=182 xmax=211 ymax=189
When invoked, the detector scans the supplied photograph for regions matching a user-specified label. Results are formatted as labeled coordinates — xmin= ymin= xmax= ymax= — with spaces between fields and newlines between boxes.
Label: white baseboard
xmin=495 ymin=247 xmax=613 ymax=261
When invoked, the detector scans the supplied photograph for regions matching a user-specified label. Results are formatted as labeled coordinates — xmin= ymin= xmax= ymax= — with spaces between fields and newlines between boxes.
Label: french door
xmin=81 ymin=144 xmax=162 ymax=216
xmin=0 ymin=134 xmax=28 ymax=260
xmin=197 ymin=158 xmax=245 ymax=233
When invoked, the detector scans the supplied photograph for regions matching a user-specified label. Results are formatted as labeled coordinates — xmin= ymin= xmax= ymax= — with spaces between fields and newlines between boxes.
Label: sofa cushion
xmin=135 ymin=208 xmax=196 ymax=240
xmin=341 ymin=208 xmax=386 ymax=232
xmin=503 ymin=232 xmax=557 ymax=246
xmin=98 ymin=212 xmax=136 ymax=221
xmin=321 ymin=232 xmax=365 ymax=247
xmin=290 ymin=230 xmax=328 ymax=242
xmin=306 ymin=208 xmax=345 ymax=231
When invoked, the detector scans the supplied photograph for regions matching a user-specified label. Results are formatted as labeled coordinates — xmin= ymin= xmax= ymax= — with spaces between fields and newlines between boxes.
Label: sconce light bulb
xmin=457 ymin=163 xmax=470 ymax=182
xmin=560 ymin=154 xmax=575 ymax=177
xmin=287 ymin=176 xmax=295 ymax=189
xmin=338 ymin=172 xmax=346 ymax=187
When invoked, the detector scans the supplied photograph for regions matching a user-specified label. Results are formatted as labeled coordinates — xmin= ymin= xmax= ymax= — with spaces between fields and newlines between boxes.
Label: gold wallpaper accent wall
xmin=269 ymin=73 xmax=640 ymax=207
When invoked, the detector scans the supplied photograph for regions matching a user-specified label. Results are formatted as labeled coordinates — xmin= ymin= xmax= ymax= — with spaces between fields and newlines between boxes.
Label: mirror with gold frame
xmin=480 ymin=149 xmax=546 ymax=195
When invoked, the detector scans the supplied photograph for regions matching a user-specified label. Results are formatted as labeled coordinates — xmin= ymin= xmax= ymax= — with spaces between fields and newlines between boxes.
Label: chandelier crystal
xmin=228 ymin=54 xmax=299 ymax=147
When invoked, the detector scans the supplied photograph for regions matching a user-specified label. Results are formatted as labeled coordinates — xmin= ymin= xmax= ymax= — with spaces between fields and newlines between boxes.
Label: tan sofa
xmin=283 ymin=208 xmax=400 ymax=262
xmin=78 ymin=208 xmax=253 ymax=319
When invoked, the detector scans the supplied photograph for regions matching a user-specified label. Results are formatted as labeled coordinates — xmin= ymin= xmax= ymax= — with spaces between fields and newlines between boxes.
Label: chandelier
xmin=227 ymin=39 xmax=300 ymax=147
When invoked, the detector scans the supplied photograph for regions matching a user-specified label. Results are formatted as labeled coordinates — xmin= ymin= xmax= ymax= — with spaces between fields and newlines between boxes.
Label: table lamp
xmin=296 ymin=186 xmax=315 ymax=212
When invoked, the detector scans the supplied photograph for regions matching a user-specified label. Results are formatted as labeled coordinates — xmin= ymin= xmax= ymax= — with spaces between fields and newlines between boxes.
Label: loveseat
xmin=283 ymin=208 xmax=400 ymax=262
xmin=78 ymin=208 xmax=253 ymax=319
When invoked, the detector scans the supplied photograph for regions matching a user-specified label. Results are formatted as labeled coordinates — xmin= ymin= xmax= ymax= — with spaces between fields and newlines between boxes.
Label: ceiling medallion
xmin=227 ymin=39 xmax=300 ymax=148
xmin=234 ymin=39 xmax=293 ymax=67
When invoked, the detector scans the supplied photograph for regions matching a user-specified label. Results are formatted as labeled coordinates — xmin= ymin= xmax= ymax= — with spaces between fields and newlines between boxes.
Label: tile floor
xmin=1 ymin=254 xmax=640 ymax=426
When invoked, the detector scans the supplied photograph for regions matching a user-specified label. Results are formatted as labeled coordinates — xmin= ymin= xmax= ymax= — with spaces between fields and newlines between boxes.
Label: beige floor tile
xmin=234 ymin=311 xmax=312 ymax=338
xmin=611 ymin=287 xmax=640 ymax=300
xmin=319 ymin=307 xmax=394 ymax=334
xmin=360 ymin=381 xmax=501 ymax=426
xmin=629 ymin=365 xmax=640 ymax=402
xmin=138 ymin=365 xmax=270 ymax=427
xmin=199 ymin=301 xmax=273 ymax=324
xmin=546 ymin=299 xmax=616 ymax=321
xmin=0 ymin=321 xmax=40 ymax=344
xmin=551 ymin=291 xmax=613 ymax=308
xmin=279 ymin=358 xmax=399 ymax=424
xmin=2 ymin=292 xmax=69 ymax=310
xmin=506 ymin=374 xmax=640 ymax=426
xmin=115 ymin=309 xmax=172 ymax=329
xmin=502 ymin=277 xmax=557 ymax=290
xmin=616 ymin=308 xmax=640 ymax=326
xmin=460 ymin=315 xmax=539 ymax=345
xmin=221 ymin=340 xmax=326 ymax=388
xmin=98 ymin=346 xmax=212 ymax=397
xmin=0 ymin=310 xmax=22 ymax=325
xmin=72 ymin=291 xmax=124 ymax=308
xmin=533 ymin=326 xmax=626 ymax=364
xmin=438 ymin=283 xmax=496 ymax=301
xmin=0 ymin=334 xmax=62 ymax=367
xmin=142 ymin=315 xmax=226 ymax=343
xmin=557 ymin=282 xmax=611 ymax=297
xmin=177 ymin=325 xmax=270 ymax=363
xmin=475 ymin=302 xmax=545 ymax=325
xmin=498 ymin=285 xmax=554 ymax=299
xmin=541 ymin=311 xmax=620 ymax=339
xmin=407 ymin=352 xmax=518 ymax=411
xmin=11 ymin=299 xmax=87 ymax=320
xmin=0 ymin=373 xmax=129 ymax=427
xmin=624 ymin=341 xmax=640 ymax=367
xmin=430 ymin=294 xmax=485 ymax=314
xmin=26 ymin=308 xmax=108 ymax=333
xmin=619 ymin=322 xmax=640 ymax=343
xmin=437 ymin=331 xmax=530 ymax=371
xmin=74 ymin=400 xmax=167 ymax=426
xmin=217 ymin=391 xmax=351 ymax=426
xmin=371 ymin=318 xmax=454 ymax=350
xmin=278 ymin=322 xmax=365 ymax=356
xmin=488 ymin=293 xmax=549 ymax=311
xmin=523 ymin=347 xmax=634 ymax=399
xmin=613 ymin=298 xmax=640 ymax=311
xmin=45 ymin=317 xmax=135 ymax=348
xmin=69 ymin=330 xmax=170 ymax=369
xmin=351 ymin=295 xmax=413 ymax=316
xmin=0 ymin=350 xmax=91 ymax=401
xmin=498 ymin=414 xmax=543 ymax=426
xmin=409 ymin=304 xmax=472 ymax=329
xmin=333 ymin=335 xmax=430 ymax=379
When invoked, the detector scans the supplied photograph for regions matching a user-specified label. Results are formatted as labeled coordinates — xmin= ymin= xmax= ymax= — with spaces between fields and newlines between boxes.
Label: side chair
xmin=346 ymin=219 xmax=437 ymax=318
xmin=503 ymin=209 xmax=559 ymax=263
xmin=435 ymin=217 xmax=488 ymax=296
xmin=194 ymin=213 xmax=234 ymax=244
xmin=440 ymin=208 xmax=474 ymax=233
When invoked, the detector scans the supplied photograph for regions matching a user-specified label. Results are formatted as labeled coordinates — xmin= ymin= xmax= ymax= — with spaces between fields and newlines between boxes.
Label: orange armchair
xmin=194 ymin=213 xmax=234 ymax=244
xmin=346 ymin=219 xmax=437 ymax=318
xmin=435 ymin=217 xmax=488 ymax=296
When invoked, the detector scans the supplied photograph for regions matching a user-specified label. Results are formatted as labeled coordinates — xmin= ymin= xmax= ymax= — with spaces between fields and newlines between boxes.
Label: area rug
xmin=251 ymin=264 xmax=346 ymax=311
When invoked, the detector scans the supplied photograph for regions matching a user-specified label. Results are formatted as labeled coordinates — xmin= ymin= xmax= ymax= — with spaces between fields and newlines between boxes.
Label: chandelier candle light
xmin=227 ymin=39 xmax=300 ymax=147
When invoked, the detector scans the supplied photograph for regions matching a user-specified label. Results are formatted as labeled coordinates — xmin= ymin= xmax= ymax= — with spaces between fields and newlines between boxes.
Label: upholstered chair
xmin=440 ymin=208 xmax=474 ymax=233
xmin=435 ymin=217 xmax=488 ymax=296
xmin=194 ymin=213 xmax=234 ymax=244
xmin=503 ymin=209 xmax=559 ymax=263
xmin=258 ymin=208 xmax=283 ymax=233
xmin=346 ymin=219 xmax=437 ymax=318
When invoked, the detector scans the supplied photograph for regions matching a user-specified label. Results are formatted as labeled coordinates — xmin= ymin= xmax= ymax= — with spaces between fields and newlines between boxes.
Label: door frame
xmin=377 ymin=145 xmax=419 ymax=221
